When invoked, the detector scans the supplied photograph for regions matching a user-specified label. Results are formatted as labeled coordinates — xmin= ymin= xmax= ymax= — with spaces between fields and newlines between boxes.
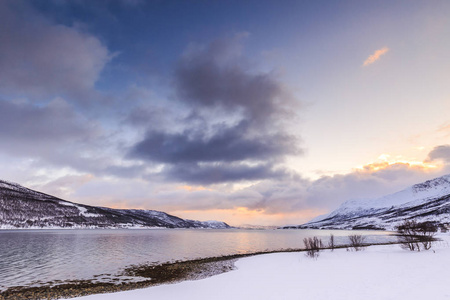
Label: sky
xmin=1 ymin=0 xmax=450 ymax=226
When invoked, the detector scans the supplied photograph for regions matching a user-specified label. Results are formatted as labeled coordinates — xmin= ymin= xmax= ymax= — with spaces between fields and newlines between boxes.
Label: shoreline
xmin=0 ymin=241 xmax=401 ymax=300
xmin=72 ymin=236 xmax=449 ymax=300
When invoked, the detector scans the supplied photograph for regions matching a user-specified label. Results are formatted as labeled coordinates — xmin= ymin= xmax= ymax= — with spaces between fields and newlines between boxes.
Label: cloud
xmin=303 ymin=162 xmax=440 ymax=210
xmin=427 ymin=145 xmax=450 ymax=163
xmin=0 ymin=99 xmax=95 ymax=150
xmin=0 ymin=2 xmax=148 ymax=181
xmin=213 ymin=160 xmax=440 ymax=219
xmin=131 ymin=121 xmax=297 ymax=164
xmin=0 ymin=1 xmax=113 ymax=102
xmin=363 ymin=47 xmax=389 ymax=66
xmin=0 ymin=98 xmax=147 ymax=180
xmin=175 ymin=36 xmax=294 ymax=126
xmin=33 ymin=174 xmax=94 ymax=200
xmin=0 ymin=98 xmax=97 ymax=168
xmin=31 ymin=144 xmax=448 ymax=226
xmin=128 ymin=36 xmax=301 ymax=184
xmin=162 ymin=162 xmax=289 ymax=185
xmin=62 ymin=157 xmax=447 ymax=226
xmin=246 ymin=161 xmax=443 ymax=215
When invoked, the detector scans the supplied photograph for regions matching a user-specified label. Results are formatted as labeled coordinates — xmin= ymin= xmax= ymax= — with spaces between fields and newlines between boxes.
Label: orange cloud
xmin=356 ymin=154 xmax=439 ymax=172
xmin=363 ymin=47 xmax=389 ymax=66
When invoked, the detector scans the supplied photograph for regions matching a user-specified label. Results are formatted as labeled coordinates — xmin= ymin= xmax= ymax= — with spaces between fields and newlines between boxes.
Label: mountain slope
xmin=0 ymin=180 xmax=230 ymax=229
xmin=284 ymin=174 xmax=450 ymax=230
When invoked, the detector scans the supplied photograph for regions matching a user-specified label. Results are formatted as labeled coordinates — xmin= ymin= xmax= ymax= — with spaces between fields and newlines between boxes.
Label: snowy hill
xmin=0 ymin=180 xmax=230 ymax=229
xmin=283 ymin=174 xmax=450 ymax=230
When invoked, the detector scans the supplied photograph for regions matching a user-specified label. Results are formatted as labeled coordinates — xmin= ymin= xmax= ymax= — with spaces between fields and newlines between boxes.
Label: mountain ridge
xmin=283 ymin=174 xmax=450 ymax=230
xmin=0 ymin=179 xmax=230 ymax=229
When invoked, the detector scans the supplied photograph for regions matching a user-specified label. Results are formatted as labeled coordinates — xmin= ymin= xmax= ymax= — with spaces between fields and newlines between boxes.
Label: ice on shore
xmin=73 ymin=235 xmax=450 ymax=300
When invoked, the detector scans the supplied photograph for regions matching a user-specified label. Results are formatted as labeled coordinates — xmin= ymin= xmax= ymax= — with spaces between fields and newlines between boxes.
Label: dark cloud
xmin=0 ymin=1 xmax=112 ymax=102
xmin=427 ymin=145 xmax=450 ymax=163
xmin=129 ymin=37 xmax=301 ymax=184
xmin=162 ymin=162 xmax=289 ymax=185
xmin=175 ymin=38 xmax=294 ymax=125
xmin=131 ymin=121 xmax=297 ymax=164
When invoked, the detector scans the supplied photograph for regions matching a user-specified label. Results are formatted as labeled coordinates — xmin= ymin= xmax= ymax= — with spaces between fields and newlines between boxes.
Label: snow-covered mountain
xmin=283 ymin=174 xmax=450 ymax=230
xmin=0 ymin=180 xmax=230 ymax=229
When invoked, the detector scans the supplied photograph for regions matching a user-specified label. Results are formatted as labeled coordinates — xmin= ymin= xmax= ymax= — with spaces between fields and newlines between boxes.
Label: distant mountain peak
xmin=0 ymin=179 xmax=231 ymax=229
xmin=283 ymin=174 xmax=450 ymax=231
xmin=412 ymin=174 xmax=450 ymax=193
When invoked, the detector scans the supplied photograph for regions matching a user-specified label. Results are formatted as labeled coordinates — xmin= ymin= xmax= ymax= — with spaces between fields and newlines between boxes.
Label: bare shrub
xmin=303 ymin=236 xmax=323 ymax=259
xmin=417 ymin=222 xmax=438 ymax=250
xmin=397 ymin=220 xmax=438 ymax=251
xmin=348 ymin=234 xmax=366 ymax=251
xmin=328 ymin=234 xmax=335 ymax=251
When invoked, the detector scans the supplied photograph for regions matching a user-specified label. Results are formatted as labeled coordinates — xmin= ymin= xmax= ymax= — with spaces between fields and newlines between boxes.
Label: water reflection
xmin=0 ymin=229 xmax=394 ymax=290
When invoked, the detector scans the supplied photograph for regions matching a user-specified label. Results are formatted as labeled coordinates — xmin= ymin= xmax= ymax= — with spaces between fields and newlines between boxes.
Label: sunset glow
xmin=356 ymin=155 xmax=440 ymax=172
xmin=171 ymin=208 xmax=327 ymax=227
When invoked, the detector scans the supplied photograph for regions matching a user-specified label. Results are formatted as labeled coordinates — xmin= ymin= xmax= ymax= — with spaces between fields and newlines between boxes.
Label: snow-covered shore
xmin=73 ymin=235 xmax=450 ymax=300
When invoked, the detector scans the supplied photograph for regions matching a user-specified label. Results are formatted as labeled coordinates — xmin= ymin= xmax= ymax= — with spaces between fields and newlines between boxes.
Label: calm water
xmin=0 ymin=229 xmax=394 ymax=291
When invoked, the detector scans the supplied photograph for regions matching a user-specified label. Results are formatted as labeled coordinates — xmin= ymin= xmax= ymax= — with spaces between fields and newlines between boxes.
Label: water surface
xmin=0 ymin=229 xmax=394 ymax=291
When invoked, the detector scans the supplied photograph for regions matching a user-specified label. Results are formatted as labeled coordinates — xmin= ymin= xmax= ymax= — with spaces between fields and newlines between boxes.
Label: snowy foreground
xmin=74 ymin=235 xmax=450 ymax=300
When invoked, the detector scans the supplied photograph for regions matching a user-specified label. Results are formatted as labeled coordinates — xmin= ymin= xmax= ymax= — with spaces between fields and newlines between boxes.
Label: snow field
xmin=73 ymin=235 xmax=450 ymax=300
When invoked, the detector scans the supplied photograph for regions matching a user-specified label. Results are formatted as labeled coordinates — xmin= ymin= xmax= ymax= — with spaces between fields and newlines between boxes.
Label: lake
xmin=0 ymin=229 xmax=395 ymax=291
